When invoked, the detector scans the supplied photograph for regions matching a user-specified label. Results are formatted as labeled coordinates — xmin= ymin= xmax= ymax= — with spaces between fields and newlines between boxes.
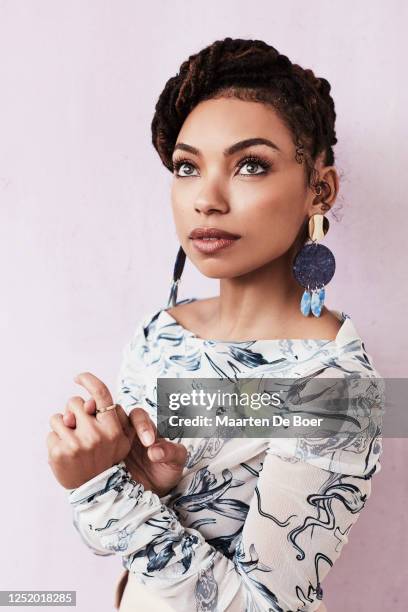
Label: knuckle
xmin=66 ymin=396 xmax=83 ymax=409
xmin=95 ymin=386 xmax=111 ymax=403
xmin=66 ymin=441 xmax=81 ymax=456
xmin=91 ymin=432 xmax=102 ymax=444
xmin=49 ymin=445 xmax=63 ymax=462
xmin=104 ymin=426 xmax=121 ymax=442
xmin=88 ymin=429 xmax=102 ymax=444
xmin=81 ymin=434 xmax=101 ymax=450
xmin=49 ymin=413 xmax=61 ymax=427
xmin=67 ymin=396 xmax=76 ymax=404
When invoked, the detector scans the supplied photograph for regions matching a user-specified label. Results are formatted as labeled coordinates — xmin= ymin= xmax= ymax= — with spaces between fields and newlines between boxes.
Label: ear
xmin=309 ymin=159 xmax=339 ymax=215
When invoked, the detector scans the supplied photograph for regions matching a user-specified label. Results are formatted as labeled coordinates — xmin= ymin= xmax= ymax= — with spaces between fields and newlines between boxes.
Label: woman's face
xmin=170 ymin=96 xmax=335 ymax=279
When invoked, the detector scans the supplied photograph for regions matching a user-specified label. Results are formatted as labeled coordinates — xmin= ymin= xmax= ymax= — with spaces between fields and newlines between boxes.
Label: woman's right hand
xmin=120 ymin=407 xmax=188 ymax=498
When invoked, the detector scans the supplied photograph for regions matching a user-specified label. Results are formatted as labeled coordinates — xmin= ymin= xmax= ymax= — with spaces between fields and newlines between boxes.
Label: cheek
xmin=237 ymin=189 xmax=305 ymax=250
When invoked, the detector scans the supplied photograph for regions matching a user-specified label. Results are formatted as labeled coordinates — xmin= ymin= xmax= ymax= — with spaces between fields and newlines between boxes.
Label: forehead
xmin=177 ymin=97 xmax=294 ymax=153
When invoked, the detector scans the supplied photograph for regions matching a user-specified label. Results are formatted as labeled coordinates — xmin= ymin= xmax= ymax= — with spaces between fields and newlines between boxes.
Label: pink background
xmin=0 ymin=1 xmax=406 ymax=610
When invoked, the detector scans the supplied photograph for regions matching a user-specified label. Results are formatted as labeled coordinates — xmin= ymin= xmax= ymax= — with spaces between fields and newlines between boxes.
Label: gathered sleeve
xmin=67 ymin=309 xmax=383 ymax=610
xmin=68 ymin=443 xmax=377 ymax=611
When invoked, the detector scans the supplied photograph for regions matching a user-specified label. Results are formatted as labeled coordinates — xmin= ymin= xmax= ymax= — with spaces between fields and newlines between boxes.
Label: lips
xmin=189 ymin=227 xmax=241 ymax=255
xmin=189 ymin=227 xmax=240 ymax=240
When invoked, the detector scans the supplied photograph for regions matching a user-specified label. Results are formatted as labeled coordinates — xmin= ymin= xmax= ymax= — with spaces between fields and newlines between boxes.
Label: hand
xmin=121 ymin=407 xmax=187 ymax=498
xmin=46 ymin=372 xmax=135 ymax=489
xmin=62 ymin=378 xmax=187 ymax=498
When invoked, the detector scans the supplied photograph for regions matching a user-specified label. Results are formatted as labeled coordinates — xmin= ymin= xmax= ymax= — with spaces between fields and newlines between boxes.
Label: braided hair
xmin=152 ymin=38 xmax=340 ymax=305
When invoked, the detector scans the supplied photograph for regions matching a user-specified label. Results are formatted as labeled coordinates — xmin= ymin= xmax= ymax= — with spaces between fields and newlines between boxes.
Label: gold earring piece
xmin=308 ymin=213 xmax=329 ymax=242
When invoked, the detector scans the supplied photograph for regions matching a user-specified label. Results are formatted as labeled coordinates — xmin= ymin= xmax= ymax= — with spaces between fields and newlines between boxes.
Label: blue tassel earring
xmin=292 ymin=212 xmax=335 ymax=317
xmin=167 ymin=245 xmax=186 ymax=308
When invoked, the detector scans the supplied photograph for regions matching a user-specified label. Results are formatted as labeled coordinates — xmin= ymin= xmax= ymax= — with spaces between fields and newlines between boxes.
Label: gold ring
xmin=95 ymin=403 xmax=120 ymax=416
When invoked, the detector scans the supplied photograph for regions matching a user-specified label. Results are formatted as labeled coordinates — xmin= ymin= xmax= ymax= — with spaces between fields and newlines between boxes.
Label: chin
xmin=194 ymin=262 xmax=251 ymax=280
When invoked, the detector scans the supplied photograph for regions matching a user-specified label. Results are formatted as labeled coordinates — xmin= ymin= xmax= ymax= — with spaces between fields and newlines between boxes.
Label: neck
xmin=213 ymin=248 xmax=308 ymax=339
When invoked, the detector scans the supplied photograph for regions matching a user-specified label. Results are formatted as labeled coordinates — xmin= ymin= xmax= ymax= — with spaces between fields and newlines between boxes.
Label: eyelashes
xmin=172 ymin=154 xmax=273 ymax=177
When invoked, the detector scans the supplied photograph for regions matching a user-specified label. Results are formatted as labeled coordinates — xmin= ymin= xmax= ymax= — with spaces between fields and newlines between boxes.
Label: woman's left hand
xmin=46 ymin=372 xmax=136 ymax=489
xmin=60 ymin=374 xmax=187 ymax=498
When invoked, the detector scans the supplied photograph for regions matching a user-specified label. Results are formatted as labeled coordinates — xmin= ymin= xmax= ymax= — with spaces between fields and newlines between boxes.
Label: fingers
xmin=129 ymin=407 xmax=157 ymax=447
xmin=64 ymin=396 xmax=119 ymax=443
xmin=112 ymin=404 xmax=136 ymax=444
xmin=48 ymin=413 xmax=79 ymax=449
xmin=148 ymin=440 xmax=187 ymax=467
xmin=73 ymin=372 xmax=124 ymax=437
xmin=73 ymin=372 xmax=113 ymax=413
xmin=63 ymin=399 xmax=95 ymax=429
xmin=83 ymin=398 xmax=96 ymax=415
xmin=46 ymin=430 xmax=62 ymax=454
xmin=65 ymin=396 xmax=96 ymax=430
xmin=63 ymin=411 xmax=76 ymax=428
xmin=46 ymin=430 xmax=72 ymax=463
xmin=62 ymin=391 xmax=133 ymax=446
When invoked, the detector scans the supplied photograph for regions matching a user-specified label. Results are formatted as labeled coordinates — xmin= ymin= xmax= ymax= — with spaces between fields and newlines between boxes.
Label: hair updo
xmin=151 ymin=37 xmax=339 ymax=213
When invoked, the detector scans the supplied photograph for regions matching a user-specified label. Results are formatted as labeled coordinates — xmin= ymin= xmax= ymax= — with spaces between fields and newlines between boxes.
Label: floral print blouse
xmin=68 ymin=297 xmax=383 ymax=612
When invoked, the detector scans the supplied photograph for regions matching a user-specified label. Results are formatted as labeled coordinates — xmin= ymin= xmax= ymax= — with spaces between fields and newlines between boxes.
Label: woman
xmin=47 ymin=37 xmax=383 ymax=611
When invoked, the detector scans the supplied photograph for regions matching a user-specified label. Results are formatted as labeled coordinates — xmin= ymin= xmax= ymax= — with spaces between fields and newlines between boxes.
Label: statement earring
xmin=167 ymin=245 xmax=186 ymax=308
xmin=292 ymin=208 xmax=335 ymax=318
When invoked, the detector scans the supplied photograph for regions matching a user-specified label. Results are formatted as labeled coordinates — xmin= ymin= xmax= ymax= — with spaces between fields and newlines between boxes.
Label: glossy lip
xmin=189 ymin=227 xmax=241 ymax=240
xmin=191 ymin=236 xmax=240 ymax=254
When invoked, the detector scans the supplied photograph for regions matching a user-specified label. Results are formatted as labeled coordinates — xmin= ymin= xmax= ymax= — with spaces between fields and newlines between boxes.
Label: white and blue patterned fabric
xmin=68 ymin=297 xmax=383 ymax=612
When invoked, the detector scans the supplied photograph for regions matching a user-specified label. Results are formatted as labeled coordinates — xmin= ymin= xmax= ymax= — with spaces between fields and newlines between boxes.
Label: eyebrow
xmin=172 ymin=137 xmax=281 ymax=158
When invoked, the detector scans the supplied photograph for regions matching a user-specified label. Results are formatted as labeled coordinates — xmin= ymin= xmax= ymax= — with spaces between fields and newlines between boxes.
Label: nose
xmin=194 ymin=180 xmax=230 ymax=215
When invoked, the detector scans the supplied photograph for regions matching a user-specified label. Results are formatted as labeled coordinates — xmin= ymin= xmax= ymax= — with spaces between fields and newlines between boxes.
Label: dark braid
xmin=151 ymin=37 xmax=338 ymax=206
xmin=153 ymin=38 xmax=340 ymax=300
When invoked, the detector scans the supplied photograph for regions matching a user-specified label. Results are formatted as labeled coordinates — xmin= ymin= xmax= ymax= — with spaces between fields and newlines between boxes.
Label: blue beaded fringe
xmin=300 ymin=287 xmax=325 ymax=317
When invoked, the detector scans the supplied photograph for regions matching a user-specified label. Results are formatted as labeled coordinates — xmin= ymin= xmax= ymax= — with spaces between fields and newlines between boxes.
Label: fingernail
xmin=150 ymin=447 xmax=164 ymax=461
xmin=140 ymin=429 xmax=154 ymax=446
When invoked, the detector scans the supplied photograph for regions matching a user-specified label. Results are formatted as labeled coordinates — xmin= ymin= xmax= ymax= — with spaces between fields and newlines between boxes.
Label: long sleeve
xmin=67 ymin=304 xmax=382 ymax=610
xmin=68 ymin=446 xmax=375 ymax=612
